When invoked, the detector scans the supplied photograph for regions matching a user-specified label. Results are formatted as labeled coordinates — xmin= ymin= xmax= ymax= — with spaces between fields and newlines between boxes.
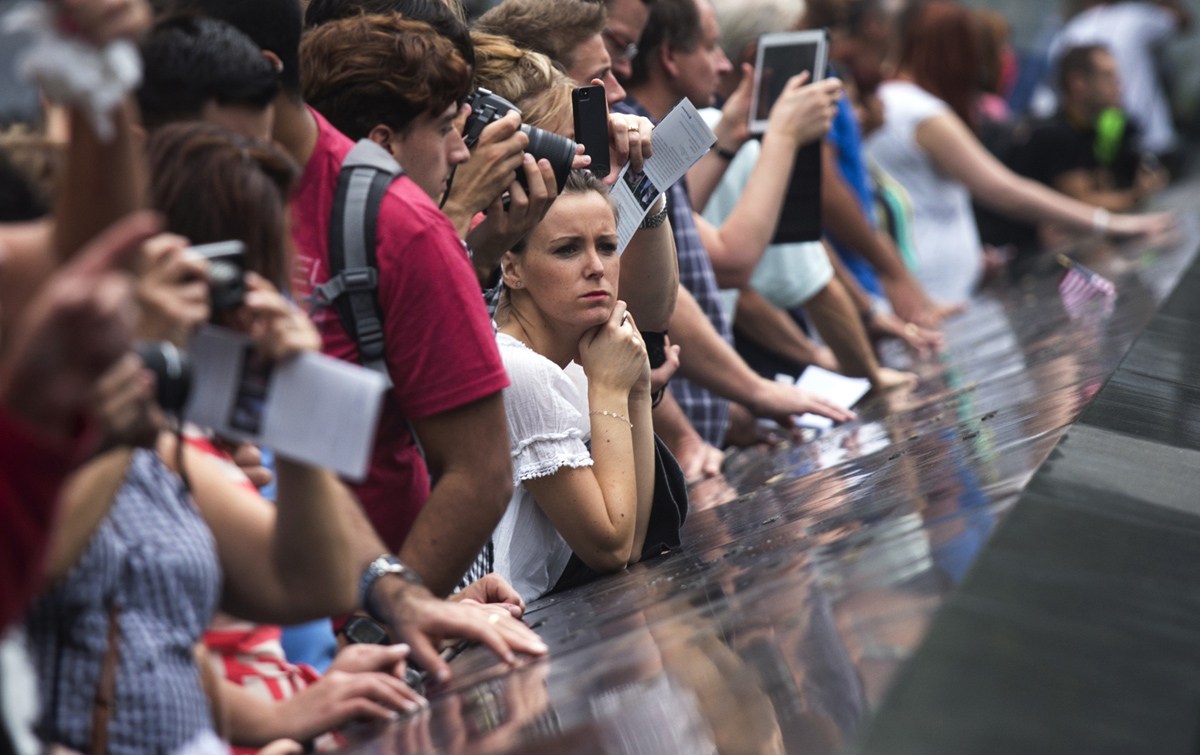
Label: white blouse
xmin=490 ymin=332 xmax=594 ymax=601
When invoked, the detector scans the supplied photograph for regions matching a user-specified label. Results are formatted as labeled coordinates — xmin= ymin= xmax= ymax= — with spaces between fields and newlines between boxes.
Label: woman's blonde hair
xmin=470 ymin=31 xmax=575 ymax=133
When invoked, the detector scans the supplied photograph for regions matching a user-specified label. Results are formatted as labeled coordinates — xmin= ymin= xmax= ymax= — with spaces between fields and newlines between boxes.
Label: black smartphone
xmin=572 ymin=85 xmax=610 ymax=179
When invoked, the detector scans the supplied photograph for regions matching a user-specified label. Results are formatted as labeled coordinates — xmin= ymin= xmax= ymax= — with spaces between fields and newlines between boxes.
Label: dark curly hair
xmin=300 ymin=14 xmax=473 ymax=140
xmin=137 ymin=15 xmax=279 ymax=130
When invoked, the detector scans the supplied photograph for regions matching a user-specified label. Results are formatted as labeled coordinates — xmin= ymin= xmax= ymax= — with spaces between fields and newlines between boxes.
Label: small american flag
xmin=1058 ymin=255 xmax=1116 ymax=322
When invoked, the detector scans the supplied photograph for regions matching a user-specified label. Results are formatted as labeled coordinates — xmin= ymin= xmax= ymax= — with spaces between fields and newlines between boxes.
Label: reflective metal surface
xmin=853 ymin=217 xmax=1200 ymax=753
xmin=344 ymin=198 xmax=1199 ymax=754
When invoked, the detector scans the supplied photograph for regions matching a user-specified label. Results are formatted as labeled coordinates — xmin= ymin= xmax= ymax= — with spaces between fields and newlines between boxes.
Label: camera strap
xmin=310 ymin=139 xmax=404 ymax=389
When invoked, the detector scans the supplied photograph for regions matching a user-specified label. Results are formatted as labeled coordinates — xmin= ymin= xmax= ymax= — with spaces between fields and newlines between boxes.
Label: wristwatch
xmin=359 ymin=554 xmax=424 ymax=621
xmin=639 ymin=194 xmax=669 ymax=229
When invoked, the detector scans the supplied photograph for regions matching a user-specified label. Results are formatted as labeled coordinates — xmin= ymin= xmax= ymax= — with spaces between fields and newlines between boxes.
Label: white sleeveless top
xmin=865 ymin=80 xmax=983 ymax=303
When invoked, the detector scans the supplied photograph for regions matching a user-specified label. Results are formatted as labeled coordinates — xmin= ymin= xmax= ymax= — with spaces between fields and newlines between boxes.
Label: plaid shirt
xmin=618 ymin=99 xmax=732 ymax=447
xmin=26 ymin=451 xmax=221 ymax=755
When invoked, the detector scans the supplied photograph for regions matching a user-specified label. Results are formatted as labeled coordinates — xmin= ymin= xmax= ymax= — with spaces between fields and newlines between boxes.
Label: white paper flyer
xmin=614 ymin=98 xmax=717 ymax=253
xmin=184 ymin=326 xmax=388 ymax=480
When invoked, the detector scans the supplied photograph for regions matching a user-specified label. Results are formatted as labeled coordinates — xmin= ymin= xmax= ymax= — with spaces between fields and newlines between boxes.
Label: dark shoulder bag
xmin=551 ymin=434 xmax=689 ymax=594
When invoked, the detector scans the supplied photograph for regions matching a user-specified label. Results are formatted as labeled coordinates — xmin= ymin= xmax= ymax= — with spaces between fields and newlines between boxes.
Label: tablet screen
xmin=749 ymin=30 xmax=828 ymax=134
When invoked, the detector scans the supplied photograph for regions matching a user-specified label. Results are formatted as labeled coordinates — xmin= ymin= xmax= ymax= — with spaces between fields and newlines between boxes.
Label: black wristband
xmin=642 ymin=330 xmax=668 ymax=368
xmin=642 ymin=330 xmax=669 ymax=408
xmin=714 ymin=145 xmax=738 ymax=161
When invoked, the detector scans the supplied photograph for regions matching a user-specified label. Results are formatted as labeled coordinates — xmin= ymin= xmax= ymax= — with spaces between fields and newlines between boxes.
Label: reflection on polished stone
xmin=341 ymin=218 xmax=1198 ymax=754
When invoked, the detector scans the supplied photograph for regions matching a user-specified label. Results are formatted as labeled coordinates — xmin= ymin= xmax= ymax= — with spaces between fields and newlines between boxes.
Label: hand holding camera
xmin=133 ymin=238 xmax=316 ymax=419
xmin=467 ymin=153 xmax=560 ymax=278
xmin=441 ymin=109 xmax=528 ymax=231
xmin=457 ymin=89 xmax=583 ymax=275
xmin=91 ymin=351 xmax=164 ymax=449
xmin=229 ymin=273 xmax=322 ymax=363
xmin=134 ymin=233 xmax=211 ymax=345
xmin=462 ymin=88 xmax=577 ymax=194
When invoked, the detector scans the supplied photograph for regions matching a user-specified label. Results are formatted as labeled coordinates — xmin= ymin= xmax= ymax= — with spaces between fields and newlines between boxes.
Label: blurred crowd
xmin=0 ymin=0 xmax=1185 ymax=751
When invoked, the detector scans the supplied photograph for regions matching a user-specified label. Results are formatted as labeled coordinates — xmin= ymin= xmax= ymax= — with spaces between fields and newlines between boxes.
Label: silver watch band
xmin=359 ymin=554 xmax=423 ymax=621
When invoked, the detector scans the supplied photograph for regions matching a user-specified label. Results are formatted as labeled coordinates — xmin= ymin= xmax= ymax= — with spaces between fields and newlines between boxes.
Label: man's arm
xmin=670 ymin=286 xmax=855 ymax=424
xmin=48 ymin=0 xmax=153 ymax=261
xmin=804 ymin=277 xmax=915 ymax=389
xmin=618 ymin=194 xmax=678 ymax=331
xmin=694 ymin=77 xmax=842 ymax=290
xmin=686 ymin=64 xmax=754 ymax=210
xmin=734 ymin=288 xmax=839 ymax=372
xmin=826 ymin=243 xmax=945 ymax=354
xmin=400 ymin=392 xmax=513 ymax=596
xmin=179 ymin=428 xmax=543 ymax=685
xmin=54 ymin=101 xmax=146 ymax=262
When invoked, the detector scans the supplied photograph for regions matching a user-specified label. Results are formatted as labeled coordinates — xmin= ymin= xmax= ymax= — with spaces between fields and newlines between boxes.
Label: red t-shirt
xmin=290 ymin=109 xmax=509 ymax=552
xmin=0 ymin=409 xmax=84 ymax=629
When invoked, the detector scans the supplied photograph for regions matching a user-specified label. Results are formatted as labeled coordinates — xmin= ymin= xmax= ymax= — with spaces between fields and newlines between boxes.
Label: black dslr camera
xmin=462 ymin=88 xmax=576 ymax=194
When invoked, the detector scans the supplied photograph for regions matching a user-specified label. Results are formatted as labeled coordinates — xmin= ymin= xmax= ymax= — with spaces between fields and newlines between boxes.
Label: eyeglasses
xmin=603 ymin=28 xmax=638 ymax=62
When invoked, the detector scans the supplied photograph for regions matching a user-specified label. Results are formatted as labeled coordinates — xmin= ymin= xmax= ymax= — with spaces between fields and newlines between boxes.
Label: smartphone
xmin=572 ymin=84 xmax=610 ymax=179
xmin=748 ymin=29 xmax=830 ymax=135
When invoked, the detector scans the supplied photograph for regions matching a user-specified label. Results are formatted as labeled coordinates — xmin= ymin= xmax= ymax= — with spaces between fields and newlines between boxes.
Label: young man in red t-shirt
xmin=176 ymin=0 xmax=517 ymax=600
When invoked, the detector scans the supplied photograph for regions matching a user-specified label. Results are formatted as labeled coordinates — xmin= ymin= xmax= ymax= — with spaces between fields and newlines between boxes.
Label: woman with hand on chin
xmin=484 ymin=171 xmax=659 ymax=601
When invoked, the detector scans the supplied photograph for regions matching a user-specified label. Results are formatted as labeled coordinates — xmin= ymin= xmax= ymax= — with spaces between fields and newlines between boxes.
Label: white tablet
xmin=748 ymin=29 xmax=830 ymax=135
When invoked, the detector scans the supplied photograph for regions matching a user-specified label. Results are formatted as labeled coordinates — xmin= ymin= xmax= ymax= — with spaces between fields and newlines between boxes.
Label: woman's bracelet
xmin=1092 ymin=207 xmax=1111 ymax=235
xmin=589 ymin=409 xmax=632 ymax=429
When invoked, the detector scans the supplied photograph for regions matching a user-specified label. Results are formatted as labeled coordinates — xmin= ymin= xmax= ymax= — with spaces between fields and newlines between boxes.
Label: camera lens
xmin=135 ymin=341 xmax=193 ymax=414
xmin=520 ymin=125 xmax=577 ymax=195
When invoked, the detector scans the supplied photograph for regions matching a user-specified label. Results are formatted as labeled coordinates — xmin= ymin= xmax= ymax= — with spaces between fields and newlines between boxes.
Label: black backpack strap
xmin=310 ymin=139 xmax=403 ymax=387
